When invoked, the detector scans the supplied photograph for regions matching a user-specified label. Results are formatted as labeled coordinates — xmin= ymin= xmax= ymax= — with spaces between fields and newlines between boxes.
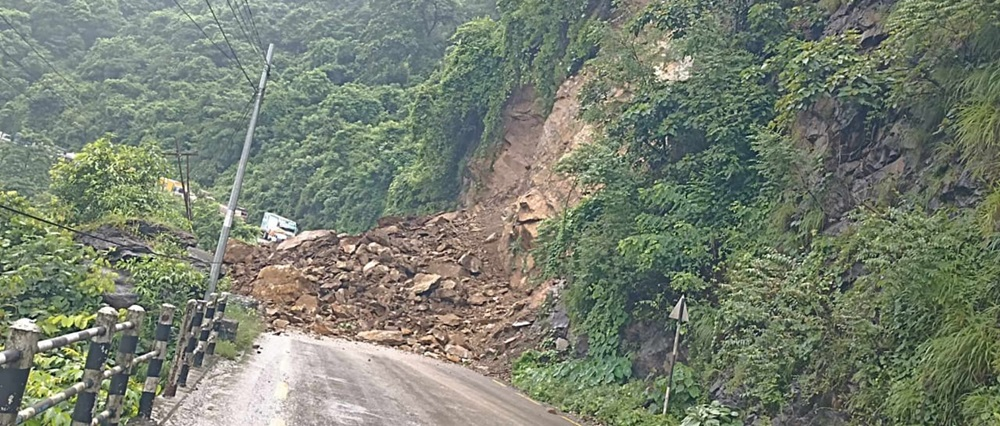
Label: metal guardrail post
xmin=140 ymin=304 xmax=175 ymax=418
xmin=206 ymin=293 xmax=228 ymax=357
xmin=163 ymin=299 xmax=196 ymax=397
xmin=71 ymin=307 xmax=117 ymax=426
xmin=179 ymin=300 xmax=205 ymax=386
xmin=0 ymin=319 xmax=41 ymax=426
xmin=194 ymin=295 xmax=216 ymax=367
xmin=102 ymin=305 xmax=145 ymax=426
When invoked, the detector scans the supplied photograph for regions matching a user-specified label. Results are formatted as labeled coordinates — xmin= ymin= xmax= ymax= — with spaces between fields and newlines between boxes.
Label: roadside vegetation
xmin=213 ymin=304 xmax=266 ymax=361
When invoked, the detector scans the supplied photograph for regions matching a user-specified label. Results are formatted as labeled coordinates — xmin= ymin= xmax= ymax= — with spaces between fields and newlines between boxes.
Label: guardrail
xmin=0 ymin=292 xmax=230 ymax=426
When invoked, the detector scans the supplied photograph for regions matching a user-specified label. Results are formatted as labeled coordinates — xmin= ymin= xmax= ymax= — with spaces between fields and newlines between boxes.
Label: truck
xmin=259 ymin=212 xmax=298 ymax=243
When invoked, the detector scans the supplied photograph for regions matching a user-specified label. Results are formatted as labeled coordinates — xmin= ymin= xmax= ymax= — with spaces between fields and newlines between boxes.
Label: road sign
xmin=669 ymin=295 xmax=688 ymax=323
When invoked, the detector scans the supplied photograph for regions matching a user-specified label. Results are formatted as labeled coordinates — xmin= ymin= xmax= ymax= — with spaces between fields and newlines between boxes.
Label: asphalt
xmin=162 ymin=332 xmax=578 ymax=426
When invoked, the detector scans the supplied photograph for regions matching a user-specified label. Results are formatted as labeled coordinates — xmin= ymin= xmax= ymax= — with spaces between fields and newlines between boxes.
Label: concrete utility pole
xmin=205 ymin=43 xmax=274 ymax=299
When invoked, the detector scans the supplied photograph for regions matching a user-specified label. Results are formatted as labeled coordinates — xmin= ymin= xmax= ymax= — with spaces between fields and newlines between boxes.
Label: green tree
xmin=49 ymin=137 xmax=169 ymax=223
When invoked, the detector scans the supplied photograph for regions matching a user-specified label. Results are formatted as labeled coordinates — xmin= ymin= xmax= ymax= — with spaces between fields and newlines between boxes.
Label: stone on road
xmin=163 ymin=332 xmax=575 ymax=426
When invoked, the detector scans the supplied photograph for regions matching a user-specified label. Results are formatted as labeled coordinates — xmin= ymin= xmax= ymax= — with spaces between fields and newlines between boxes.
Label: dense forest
xmin=0 ymin=0 xmax=499 ymax=232
xmin=3 ymin=0 xmax=1000 ymax=427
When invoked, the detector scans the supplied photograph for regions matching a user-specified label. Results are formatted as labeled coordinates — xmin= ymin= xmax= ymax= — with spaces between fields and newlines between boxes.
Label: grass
xmin=214 ymin=304 xmax=265 ymax=360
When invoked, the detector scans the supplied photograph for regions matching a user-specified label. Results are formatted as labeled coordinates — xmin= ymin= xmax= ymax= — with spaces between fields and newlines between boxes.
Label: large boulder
xmin=252 ymin=265 xmax=317 ymax=304
xmin=277 ymin=230 xmax=338 ymax=251
xmin=224 ymin=239 xmax=259 ymax=264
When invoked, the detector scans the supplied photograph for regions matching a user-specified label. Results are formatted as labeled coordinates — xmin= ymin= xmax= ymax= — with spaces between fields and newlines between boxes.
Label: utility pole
xmin=205 ymin=43 xmax=274 ymax=300
xmin=162 ymin=147 xmax=198 ymax=225
xmin=663 ymin=295 xmax=688 ymax=415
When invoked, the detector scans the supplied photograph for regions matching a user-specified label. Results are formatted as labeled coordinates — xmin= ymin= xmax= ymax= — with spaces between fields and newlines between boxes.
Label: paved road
xmin=162 ymin=332 xmax=577 ymax=426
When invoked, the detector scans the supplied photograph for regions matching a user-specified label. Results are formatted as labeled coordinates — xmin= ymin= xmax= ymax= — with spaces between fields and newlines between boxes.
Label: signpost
xmin=663 ymin=295 xmax=688 ymax=415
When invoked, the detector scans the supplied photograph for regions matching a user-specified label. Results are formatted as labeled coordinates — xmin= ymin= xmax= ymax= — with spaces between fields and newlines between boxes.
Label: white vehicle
xmin=260 ymin=212 xmax=298 ymax=242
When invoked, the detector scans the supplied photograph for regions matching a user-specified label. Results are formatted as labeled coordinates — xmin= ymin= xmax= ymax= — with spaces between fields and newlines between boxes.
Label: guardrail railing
xmin=0 ymin=292 xmax=230 ymax=426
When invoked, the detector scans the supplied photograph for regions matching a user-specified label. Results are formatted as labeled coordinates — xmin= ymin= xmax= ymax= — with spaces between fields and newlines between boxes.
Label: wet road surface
xmin=162 ymin=332 xmax=577 ymax=426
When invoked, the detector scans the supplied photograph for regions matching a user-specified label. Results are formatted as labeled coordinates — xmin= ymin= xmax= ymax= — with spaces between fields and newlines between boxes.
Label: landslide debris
xmin=225 ymin=211 xmax=557 ymax=377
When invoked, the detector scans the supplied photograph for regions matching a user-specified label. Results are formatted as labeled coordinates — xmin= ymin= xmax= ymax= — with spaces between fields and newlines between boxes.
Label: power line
xmin=203 ymin=0 xmax=256 ymax=89
xmin=240 ymin=0 xmax=265 ymax=54
xmin=170 ymin=0 xmax=255 ymax=89
xmin=0 ymin=73 xmax=18 ymax=91
xmin=0 ymin=43 xmax=81 ymax=107
xmin=224 ymin=0 xmax=261 ymax=59
xmin=0 ymin=13 xmax=85 ymax=96
xmin=0 ymin=203 xmax=214 ymax=266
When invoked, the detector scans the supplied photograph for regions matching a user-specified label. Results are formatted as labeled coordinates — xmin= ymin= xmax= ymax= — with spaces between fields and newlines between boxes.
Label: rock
xmin=252 ymin=265 xmax=317 ymax=304
xmin=485 ymin=232 xmax=498 ymax=243
xmin=330 ymin=304 xmax=354 ymax=318
xmin=445 ymin=354 xmax=462 ymax=363
xmin=425 ymin=261 xmax=469 ymax=279
xmin=515 ymin=191 xmax=554 ymax=223
xmin=436 ymin=280 xmax=460 ymax=301
xmin=550 ymin=307 xmax=570 ymax=330
xmin=468 ymin=294 xmax=490 ymax=306
xmin=436 ymin=314 xmax=462 ymax=327
xmin=339 ymin=236 xmax=361 ymax=255
xmin=512 ymin=321 xmax=532 ymax=328
xmin=223 ymin=239 xmax=258 ymax=264
xmin=411 ymin=273 xmax=442 ymax=295
xmin=448 ymin=332 xmax=468 ymax=348
xmin=313 ymin=322 xmax=336 ymax=336
xmin=336 ymin=260 xmax=350 ymax=270
xmin=278 ymin=230 xmax=337 ymax=251
xmin=445 ymin=344 xmax=471 ymax=359
xmin=401 ymin=328 xmax=413 ymax=336
xmin=431 ymin=328 xmax=449 ymax=345
xmin=292 ymin=294 xmax=319 ymax=315
xmin=102 ymin=292 xmax=139 ymax=310
xmin=363 ymin=260 xmax=381 ymax=275
xmin=356 ymin=330 xmax=405 ymax=346
xmin=273 ymin=319 xmax=290 ymax=329
xmin=218 ymin=318 xmax=240 ymax=341
xmin=418 ymin=335 xmax=437 ymax=345
xmin=458 ymin=252 xmax=482 ymax=275
xmin=555 ymin=338 xmax=570 ymax=352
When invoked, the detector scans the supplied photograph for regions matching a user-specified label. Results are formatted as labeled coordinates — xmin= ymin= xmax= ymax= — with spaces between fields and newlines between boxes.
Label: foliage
xmin=512 ymin=350 xmax=678 ymax=425
xmin=0 ymin=191 xmax=112 ymax=330
xmin=0 ymin=135 xmax=59 ymax=198
xmin=214 ymin=304 xmax=265 ymax=360
xmin=118 ymin=257 xmax=205 ymax=311
xmin=681 ymin=401 xmax=740 ymax=426
xmin=698 ymin=206 xmax=1000 ymax=424
xmin=49 ymin=137 xmax=170 ymax=223
xmin=526 ymin=0 xmax=1000 ymax=427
